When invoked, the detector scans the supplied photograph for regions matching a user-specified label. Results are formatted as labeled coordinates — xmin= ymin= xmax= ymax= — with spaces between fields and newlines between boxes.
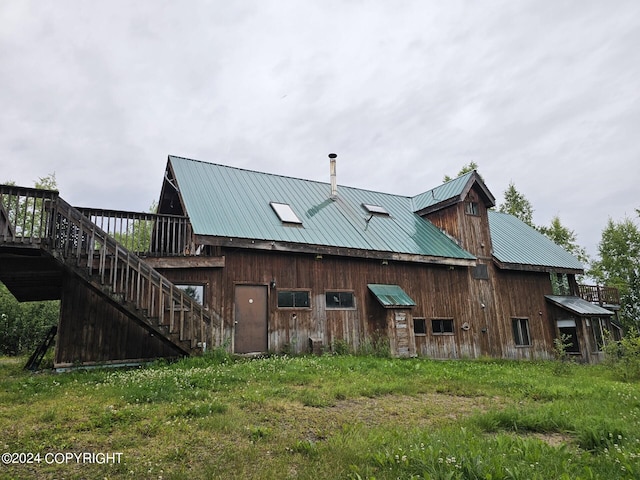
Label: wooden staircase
xmin=0 ymin=185 xmax=217 ymax=366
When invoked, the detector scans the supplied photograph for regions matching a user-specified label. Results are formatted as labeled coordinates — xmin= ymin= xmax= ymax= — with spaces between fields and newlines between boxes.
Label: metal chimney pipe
xmin=329 ymin=153 xmax=337 ymax=198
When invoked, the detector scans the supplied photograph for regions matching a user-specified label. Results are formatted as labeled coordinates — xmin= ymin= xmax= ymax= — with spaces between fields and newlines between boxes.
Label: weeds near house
xmin=1 ymin=355 xmax=639 ymax=479
xmin=552 ymin=333 xmax=574 ymax=375
xmin=603 ymin=331 xmax=640 ymax=381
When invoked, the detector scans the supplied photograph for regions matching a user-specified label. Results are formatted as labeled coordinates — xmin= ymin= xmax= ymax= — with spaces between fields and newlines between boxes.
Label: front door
xmin=234 ymin=285 xmax=268 ymax=354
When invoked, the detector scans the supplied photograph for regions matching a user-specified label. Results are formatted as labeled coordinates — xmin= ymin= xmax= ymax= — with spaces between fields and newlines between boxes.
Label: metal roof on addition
xmin=368 ymin=284 xmax=416 ymax=308
xmin=545 ymin=295 xmax=614 ymax=316
xmin=489 ymin=211 xmax=584 ymax=271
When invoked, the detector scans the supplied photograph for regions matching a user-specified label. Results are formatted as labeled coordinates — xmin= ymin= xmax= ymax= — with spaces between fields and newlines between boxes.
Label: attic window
xmin=465 ymin=201 xmax=479 ymax=216
xmin=270 ymin=202 xmax=302 ymax=225
xmin=362 ymin=204 xmax=390 ymax=216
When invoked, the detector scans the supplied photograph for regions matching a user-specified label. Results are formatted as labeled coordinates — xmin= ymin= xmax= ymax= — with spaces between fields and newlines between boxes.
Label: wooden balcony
xmin=578 ymin=284 xmax=620 ymax=306
xmin=75 ymin=207 xmax=196 ymax=257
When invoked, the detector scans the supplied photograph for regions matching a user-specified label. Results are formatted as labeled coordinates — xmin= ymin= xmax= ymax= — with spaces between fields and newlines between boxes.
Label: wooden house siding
xmin=155 ymin=245 xmax=559 ymax=360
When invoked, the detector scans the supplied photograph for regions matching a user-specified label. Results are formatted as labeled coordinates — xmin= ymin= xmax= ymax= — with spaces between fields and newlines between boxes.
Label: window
xmin=326 ymin=291 xmax=355 ymax=309
xmin=270 ymin=202 xmax=302 ymax=225
xmin=362 ymin=203 xmax=390 ymax=216
xmin=550 ymin=272 xmax=570 ymax=295
xmin=557 ymin=319 xmax=580 ymax=353
xmin=590 ymin=317 xmax=607 ymax=351
xmin=472 ymin=264 xmax=489 ymax=280
xmin=432 ymin=318 xmax=454 ymax=335
xmin=465 ymin=201 xmax=479 ymax=216
xmin=175 ymin=284 xmax=204 ymax=304
xmin=277 ymin=290 xmax=310 ymax=308
xmin=413 ymin=317 xmax=426 ymax=336
xmin=512 ymin=318 xmax=531 ymax=346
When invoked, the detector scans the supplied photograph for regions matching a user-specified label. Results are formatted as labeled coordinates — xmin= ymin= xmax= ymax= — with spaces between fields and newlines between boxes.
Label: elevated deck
xmin=0 ymin=185 xmax=219 ymax=367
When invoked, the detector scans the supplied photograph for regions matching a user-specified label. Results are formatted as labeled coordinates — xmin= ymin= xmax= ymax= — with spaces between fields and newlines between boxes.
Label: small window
xmin=326 ymin=291 xmax=355 ymax=309
xmin=512 ymin=318 xmax=531 ymax=346
xmin=175 ymin=284 xmax=204 ymax=304
xmin=270 ymin=202 xmax=302 ymax=224
xmin=472 ymin=264 xmax=489 ymax=280
xmin=465 ymin=201 xmax=479 ymax=216
xmin=277 ymin=290 xmax=310 ymax=308
xmin=362 ymin=203 xmax=390 ymax=216
xmin=414 ymin=318 xmax=426 ymax=336
xmin=432 ymin=318 xmax=454 ymax=335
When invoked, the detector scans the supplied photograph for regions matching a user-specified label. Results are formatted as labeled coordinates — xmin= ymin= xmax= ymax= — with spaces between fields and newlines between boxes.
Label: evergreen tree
xmin=443 ymin=161 xmax=479 ymax=183
xmin=498 ymin=182 xmax=534 ymax=227
xmin=538 ymin=216 xmax=589 ymax=264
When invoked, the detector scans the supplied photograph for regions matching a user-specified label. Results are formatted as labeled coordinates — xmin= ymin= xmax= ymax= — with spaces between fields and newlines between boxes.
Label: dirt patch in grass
xmin=531 ymin=432 xmax=573 ymax=447
xmin=270 ymin=392 xmax=502 ymax=442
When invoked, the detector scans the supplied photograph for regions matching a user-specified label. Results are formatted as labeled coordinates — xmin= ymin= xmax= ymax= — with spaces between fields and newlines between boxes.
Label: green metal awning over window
xmin=545 ymin=295 xmax=614 ymax=316
xmin=368 ymin=284 xmax=416 ymax=308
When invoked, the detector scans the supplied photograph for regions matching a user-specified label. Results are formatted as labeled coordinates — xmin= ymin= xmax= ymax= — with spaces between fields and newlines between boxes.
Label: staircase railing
xmin=1 ymin=184 xmax=215 ymax=354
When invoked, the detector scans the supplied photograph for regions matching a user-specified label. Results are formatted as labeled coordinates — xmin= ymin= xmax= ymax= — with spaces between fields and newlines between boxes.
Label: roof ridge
xmin=168 ymin=155 xmax=417 ymax=200
xmin=412 ymin=169 xmax=476 ymax=199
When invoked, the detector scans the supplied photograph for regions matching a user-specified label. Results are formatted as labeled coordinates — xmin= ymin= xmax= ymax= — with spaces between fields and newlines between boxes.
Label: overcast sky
xmin=1 ymin=1 xmax=639 ymax=260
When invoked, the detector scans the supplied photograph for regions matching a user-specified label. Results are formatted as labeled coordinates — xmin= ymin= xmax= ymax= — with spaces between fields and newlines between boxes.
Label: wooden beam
xmin=194 ymin=235 xmax=476 ymax=267
xmin=142 ymin=256 xmax=225 ymax=269
xmin=492 ymin=257 xmax=583 ymax=275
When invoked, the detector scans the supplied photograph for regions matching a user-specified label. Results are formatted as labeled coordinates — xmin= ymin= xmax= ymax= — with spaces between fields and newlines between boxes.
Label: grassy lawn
xmin=1 ymin=353 xmax=639 ymax=479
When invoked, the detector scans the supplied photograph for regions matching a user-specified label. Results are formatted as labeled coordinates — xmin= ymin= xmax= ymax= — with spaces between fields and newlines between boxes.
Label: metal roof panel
xmin=168 ymin=156 xmax=475 ymax=261
xmin=368 ymin=284 xmax=416 ymax=308
xmin=545 ymin=295 xmax=614 ymax=316
xmin=488 ymin=210 xmax=584 ymax=271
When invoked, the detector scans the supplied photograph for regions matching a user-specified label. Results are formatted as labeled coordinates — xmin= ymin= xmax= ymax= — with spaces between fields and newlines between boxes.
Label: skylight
xmin=362 ymin=203 xmax=390 ymax=216
xmin=270 ymin=202 xmax=302 ymax=224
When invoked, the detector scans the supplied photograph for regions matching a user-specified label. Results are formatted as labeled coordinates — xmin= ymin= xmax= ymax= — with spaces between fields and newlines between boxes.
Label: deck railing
xmin=1 ymin=184 xmax=214 ymax=353
xmin=0 ymin=185 xmax=59 ymax=243
xmin=578 ymin=284 xmax=620 ymax=306
xmin=76 ymin=207 xmax=196 ymax=256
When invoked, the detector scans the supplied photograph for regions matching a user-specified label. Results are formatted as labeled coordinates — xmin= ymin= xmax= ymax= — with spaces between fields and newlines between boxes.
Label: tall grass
xmin=1 ymin=355 xmax=639 ymax=479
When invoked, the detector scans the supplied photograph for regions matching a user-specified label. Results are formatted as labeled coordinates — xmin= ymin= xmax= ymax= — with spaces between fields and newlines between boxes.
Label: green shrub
xmin=603 ymin=332 xmax=640 ymax=381
xmin=0 ymin=283 xmax=59 ymax=356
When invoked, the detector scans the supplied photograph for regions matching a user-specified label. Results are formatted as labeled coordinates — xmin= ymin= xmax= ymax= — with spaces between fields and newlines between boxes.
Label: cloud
xmin=1 ymin=0 xmax=639 ymax=257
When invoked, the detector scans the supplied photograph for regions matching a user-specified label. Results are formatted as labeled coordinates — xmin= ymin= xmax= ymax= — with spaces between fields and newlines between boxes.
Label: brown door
xmin=234 ymin=285 xmax=268 ymax=353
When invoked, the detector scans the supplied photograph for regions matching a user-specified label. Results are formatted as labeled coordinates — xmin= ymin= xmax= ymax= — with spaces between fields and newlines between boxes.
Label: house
xmin=0 ymin=155 xmax=622 ymax=367
xmin=150 ymin=155 xmax=619 ymax=362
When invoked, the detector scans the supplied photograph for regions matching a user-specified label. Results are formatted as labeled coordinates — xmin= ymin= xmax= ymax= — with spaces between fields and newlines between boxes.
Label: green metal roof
xmin=168 ymin=156 xmax=475 ymax=262
xmin=166 ymin=156 xmax=584 ymax=271
xmin=368 ymin=284 xmax=416 ymax=308
xmin=545 ymin=295 xmax=614 ymax=316
xmin=411 ymin=171 xmax=475 ymax=212
xmin=488 ymin=211 xmax=584 ymax=272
